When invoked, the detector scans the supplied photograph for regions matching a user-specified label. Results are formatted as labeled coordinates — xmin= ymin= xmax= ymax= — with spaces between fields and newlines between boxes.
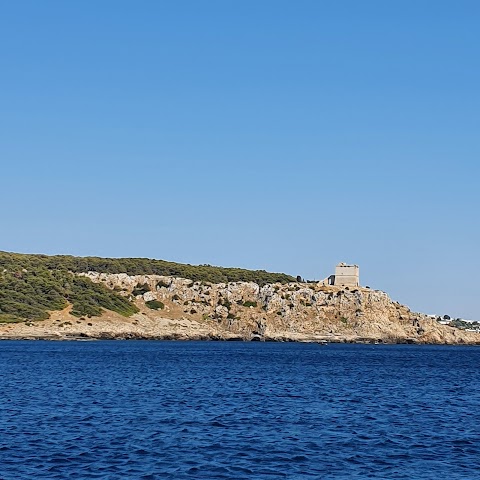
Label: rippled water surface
xmin=1 ymin=341 xmax=480 ymax=479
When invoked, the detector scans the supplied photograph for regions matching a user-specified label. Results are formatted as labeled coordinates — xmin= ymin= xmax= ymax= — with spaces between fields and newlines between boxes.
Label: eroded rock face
xmin=75 ymin=272 xmax=480 ymax=345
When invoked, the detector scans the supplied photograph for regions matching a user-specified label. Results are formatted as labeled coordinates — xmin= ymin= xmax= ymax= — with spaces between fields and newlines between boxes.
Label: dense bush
xmin=0 ymin=255 xmax=138 ymax=322
xmin=0 ymin=250 xmax=295 ymax=323
xmin=145 ymin=300 xmax=164 ymax=310
xmin=69 ymin=277 xmax=139 ymax=318
xmin=0 ymin=251 xmax=295 ymax=285
xmin=132 ymin=283 xmax=150 ymax=296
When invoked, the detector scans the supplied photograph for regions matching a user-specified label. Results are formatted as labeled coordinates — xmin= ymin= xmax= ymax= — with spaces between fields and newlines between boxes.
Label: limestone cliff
xmin=1 ymin=272 xmax=479 ymax=345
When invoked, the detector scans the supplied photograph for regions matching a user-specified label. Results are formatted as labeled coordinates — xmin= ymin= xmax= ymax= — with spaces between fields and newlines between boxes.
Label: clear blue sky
xmin=1 ymin=1 xmax=479 ymax=319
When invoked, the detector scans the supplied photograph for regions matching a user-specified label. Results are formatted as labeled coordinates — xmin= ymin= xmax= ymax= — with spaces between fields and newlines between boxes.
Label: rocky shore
xmin=1 ymin=272 xmax=479 ymax=345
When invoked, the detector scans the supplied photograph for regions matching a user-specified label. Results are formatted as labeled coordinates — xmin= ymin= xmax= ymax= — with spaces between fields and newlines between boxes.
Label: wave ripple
xmin=1 ymin=342 xmax=479 ymax=479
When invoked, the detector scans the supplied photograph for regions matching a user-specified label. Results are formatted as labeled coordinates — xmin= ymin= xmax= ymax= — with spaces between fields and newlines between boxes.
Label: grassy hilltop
xmin=0 ymin=251 xmax=295 ymax=323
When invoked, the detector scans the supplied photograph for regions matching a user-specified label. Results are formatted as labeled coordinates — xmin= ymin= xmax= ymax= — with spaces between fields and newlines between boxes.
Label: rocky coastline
xmin=1 ymin=272 xmax=479 ymax=345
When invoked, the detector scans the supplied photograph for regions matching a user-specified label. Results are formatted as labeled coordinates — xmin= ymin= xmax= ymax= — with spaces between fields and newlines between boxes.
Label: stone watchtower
xmin=333 ymin=263 xmax=359 ymax=287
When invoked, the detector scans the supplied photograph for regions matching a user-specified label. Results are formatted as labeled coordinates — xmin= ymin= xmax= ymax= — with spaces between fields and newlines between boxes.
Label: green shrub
xmin=243 ymin=301 xmax=257 ymax=308
xmin=0 ymin=261 xmax=138 ymax=321
xmin=0 ymin=250 xmax=295 ymax=321
xmin=0 ymin=251 xmax=295 ymax=286
xmin=132 ymin=283 xmax=150 ymax=296
xmin=145 ymin=300 xmax=164 ymax=310
xmin=0 ymin=314 xmax=25 ymax=323
xmin=219 ymin=298 xmax=232 ymax=309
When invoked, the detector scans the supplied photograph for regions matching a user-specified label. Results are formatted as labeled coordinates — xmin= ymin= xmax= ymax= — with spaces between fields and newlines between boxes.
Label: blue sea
xmin=0 ymin=341 xmax=479 ymax=479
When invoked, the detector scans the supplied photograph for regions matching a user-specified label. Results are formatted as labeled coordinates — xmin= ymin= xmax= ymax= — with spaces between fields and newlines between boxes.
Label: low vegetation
xmin=0 ymin=251 xmax=295 ymax=285
xmin=145 ymin=300 xmax=165 ymax=310
xmin=132 ymin=283 xmax=150 ymax=296
xmin=0 ymin=251 xmax=295 ymax=323
xmin=448 ymin=318 xmax=480 ymax=332
xmin=0 ymin=254 xmax=139 ymax=323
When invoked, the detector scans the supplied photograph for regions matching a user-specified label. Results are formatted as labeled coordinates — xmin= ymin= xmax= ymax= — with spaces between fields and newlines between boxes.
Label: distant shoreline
xmin=2 ymin=252 xmax=480 ymax=346
xmin=1 ymin=334 xmax=478 ymax=345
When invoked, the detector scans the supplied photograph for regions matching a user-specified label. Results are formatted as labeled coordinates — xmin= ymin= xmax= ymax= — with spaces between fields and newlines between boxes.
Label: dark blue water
xmin=1 ymin=342 xmax=479 ymax=479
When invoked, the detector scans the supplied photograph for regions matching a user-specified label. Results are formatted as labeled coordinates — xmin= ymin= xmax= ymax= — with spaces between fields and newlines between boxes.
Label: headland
xmin=0 ymin=251 xmax=478 ymax=344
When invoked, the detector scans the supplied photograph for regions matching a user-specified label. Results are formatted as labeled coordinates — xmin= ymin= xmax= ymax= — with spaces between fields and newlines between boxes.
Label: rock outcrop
xmin=1 ymin=272 xmax=479 ymax=344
